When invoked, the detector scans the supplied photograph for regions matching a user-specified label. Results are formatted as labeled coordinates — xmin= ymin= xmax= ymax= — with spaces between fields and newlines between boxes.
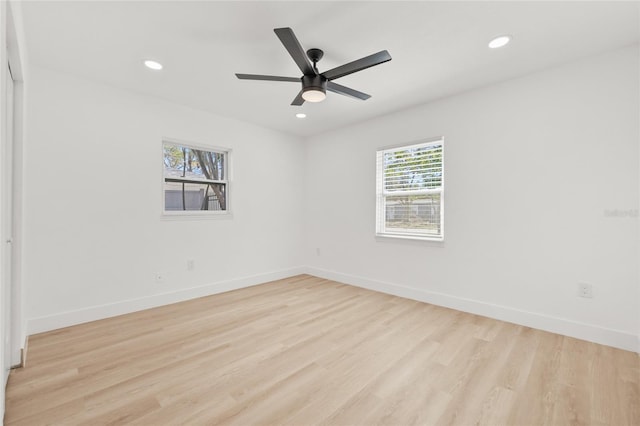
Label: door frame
xmin=4 ymin=0 xmax=27 ymax=370
xmin=3 ymin=59 xmax=15 ymax=376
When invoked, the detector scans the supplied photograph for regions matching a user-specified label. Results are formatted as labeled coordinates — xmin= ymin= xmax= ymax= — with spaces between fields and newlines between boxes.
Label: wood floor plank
xmin=5 ymin=274 xmax=639 ymax=425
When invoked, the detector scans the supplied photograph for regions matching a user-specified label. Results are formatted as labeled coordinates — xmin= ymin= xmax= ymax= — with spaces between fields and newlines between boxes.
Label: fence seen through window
xmin=163 ymin=141 xmax=228 ymax=213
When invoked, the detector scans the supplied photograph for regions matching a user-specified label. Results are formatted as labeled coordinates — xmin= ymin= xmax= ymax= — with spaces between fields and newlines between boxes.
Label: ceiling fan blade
xmin=291 ymin=91 xmax=305 ymax=106
xmin=235 ymin=74 xmax=300 ymax=83
xmin=322 ymin=50 xmax=392 ymax=81
xmin=274 ymin=27 xmax=316 ymax=76
xmin=327 ymin=81 xmax=371 ymax=100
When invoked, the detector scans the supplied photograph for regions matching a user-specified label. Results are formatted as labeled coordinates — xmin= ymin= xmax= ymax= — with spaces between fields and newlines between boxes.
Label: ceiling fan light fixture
xmin=302 ymin=88 xmax=326 ymax=103
xmin=301 ymin=74 xmax=327 ymax=103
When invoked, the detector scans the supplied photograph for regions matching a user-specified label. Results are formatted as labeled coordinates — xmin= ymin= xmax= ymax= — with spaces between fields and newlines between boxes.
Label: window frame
xmin=161 ymin=138 xmax=231 ymax=219
xmin=376 ymin=137 xmax=444 ymax=241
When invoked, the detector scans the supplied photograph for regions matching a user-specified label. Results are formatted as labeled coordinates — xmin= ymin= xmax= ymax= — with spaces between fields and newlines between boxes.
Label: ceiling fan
xmin=235 ymin=27 xmax=392 ymax=106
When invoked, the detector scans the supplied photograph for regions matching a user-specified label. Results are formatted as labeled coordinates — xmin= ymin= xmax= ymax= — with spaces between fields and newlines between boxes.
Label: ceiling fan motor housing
xmin=302 ymin=74 xmax=327 ymax=93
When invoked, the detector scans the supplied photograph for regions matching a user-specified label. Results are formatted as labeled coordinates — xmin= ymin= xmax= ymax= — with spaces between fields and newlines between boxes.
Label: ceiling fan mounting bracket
xmin=306 ymin=48 xmax=324 ymax=66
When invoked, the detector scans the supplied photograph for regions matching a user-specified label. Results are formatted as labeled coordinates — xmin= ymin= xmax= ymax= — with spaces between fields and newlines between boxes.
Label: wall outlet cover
xmin=578 ymin=283 xmax=593 ymax=298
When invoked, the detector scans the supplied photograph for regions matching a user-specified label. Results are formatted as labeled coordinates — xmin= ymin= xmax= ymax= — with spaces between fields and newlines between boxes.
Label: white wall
xmin=19 ymin=46 xmax=640 ymax=353
xmin=304 ymin=46 xmax=640 ymax=351
xmin=24 ymin=67 xmax=306 ymax=332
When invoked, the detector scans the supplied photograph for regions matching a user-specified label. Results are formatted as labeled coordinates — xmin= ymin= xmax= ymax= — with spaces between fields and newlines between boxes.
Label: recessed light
xmin=488 ymin=35 xmax=511 ymax=49
xmin=144 ymin=60 xmax=163 ymax=70
xmin=296 ymin=113 xmax=307 ymax=119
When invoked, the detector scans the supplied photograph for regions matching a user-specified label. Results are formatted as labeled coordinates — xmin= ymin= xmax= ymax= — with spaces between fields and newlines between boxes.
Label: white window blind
xmin=376 ymin=138 xmax=444 ymax=240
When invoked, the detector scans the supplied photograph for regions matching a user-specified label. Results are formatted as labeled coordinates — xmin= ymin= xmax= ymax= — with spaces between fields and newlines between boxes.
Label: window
xmin=163 ymin=140 xmax=229 ymax=215
xmin=376 ymin=138 xmax=444 ymax=240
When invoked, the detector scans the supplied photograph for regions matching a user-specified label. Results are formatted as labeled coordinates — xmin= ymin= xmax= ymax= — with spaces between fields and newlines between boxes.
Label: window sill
xmin=161 ymin=211 xmax=233 ymax=221
xmin=375 ymin=233 xmax=444 ymax=244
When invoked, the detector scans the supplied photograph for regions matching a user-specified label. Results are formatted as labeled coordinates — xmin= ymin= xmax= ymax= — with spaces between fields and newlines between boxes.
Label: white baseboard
xmin=26 ymin=265 xmax=639 ymax=353
xmin=305 ymin=267 xmax=639 ymax=353
xmin=27 ymin=267 xmax=306 ymax=335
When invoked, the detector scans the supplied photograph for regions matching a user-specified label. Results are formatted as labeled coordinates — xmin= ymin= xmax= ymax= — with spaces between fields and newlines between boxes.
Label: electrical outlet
xmin=577 ymin=283 xmax=593 ymax=298
xmin=155 ymin=273 xmax=165 ymax=283
xmin=187 ymin=260 xmax=195 ymax=271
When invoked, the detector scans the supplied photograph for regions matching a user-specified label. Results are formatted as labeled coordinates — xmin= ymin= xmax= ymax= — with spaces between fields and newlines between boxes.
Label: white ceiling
xmin=20 ymin=1 xmax=640 ymax=138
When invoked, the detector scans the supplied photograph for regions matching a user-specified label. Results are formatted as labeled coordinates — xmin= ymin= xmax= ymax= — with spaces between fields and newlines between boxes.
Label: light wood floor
xmin=5 ymin=275 xmax=639 ymax=425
